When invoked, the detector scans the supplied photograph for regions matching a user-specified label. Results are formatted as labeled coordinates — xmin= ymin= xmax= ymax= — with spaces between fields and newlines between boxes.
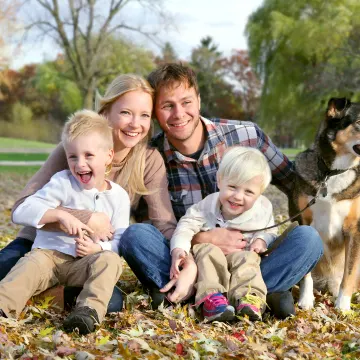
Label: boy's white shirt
xmin=170 ymin=192 xmax=278 ymax=254
xmin=12 ymin=170 xmax=130 ymax=257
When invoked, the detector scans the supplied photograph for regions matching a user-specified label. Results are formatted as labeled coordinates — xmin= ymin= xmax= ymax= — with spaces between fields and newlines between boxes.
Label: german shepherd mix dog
xmin=291 ymin=97 xmax=360 ymax=311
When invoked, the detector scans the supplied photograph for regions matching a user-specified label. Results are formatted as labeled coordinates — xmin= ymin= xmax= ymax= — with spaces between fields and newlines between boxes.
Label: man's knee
xmin=290 ymin=225 xmax=323 ymax=258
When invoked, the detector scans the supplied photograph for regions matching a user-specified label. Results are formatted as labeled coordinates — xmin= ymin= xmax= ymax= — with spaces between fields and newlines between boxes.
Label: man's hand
xmin=160 ymin=254 xmax=197 ymax=303
xmin=75 ymin=236 xmax=102 ymax=257
xmin=170 ymin=248 xmax=187 ymax=279
xmin=87 ymin=212 xmax=114 ymax=243
xmin=250 ymin=238 xmax=267 ymax=253
xmin=192 ymin=228 xmax=247 ymax=255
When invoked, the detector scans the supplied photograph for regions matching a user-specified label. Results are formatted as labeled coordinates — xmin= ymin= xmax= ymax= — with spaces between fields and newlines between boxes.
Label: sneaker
xmin=202 ymin=293 xmax=235 ymax=322
xmin=63 ymin=306 xmax=99 ymax=335
xmin=266 ymin=290 xmax=295 ymax=319
xmin=236 ymin=294 xmax=264 ymax=321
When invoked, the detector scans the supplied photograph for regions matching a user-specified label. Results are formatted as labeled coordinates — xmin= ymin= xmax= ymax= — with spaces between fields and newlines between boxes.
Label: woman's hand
xmin=40 ymin=209 xmax=93 ymax=240
xmin=160 ymin=254 xmax=197 ymax=303
xmin=87 ymin=212 xmax=114 ymax=242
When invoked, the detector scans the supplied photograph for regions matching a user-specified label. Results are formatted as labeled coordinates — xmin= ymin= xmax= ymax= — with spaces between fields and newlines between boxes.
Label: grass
xmin=0 ymin=137 xmax=56 ymax=149
xmin=280 ymin=148 xmax=303 ymax=158
xmin=0 ymin=153 xmax=49 ymax=161
xmin=0 ymin=166 xmax=41 ymax=174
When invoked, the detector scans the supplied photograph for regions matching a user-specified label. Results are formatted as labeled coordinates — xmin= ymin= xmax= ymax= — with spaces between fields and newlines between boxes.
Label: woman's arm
xmin=142 ymin=148 xmax=177 ymax=239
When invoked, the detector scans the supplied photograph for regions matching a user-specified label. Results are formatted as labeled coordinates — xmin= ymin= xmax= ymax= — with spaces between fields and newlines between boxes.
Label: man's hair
xmin=217 ymin=146 xmax=272 ymax=192
xmin=147 ymin=62 xmax=199 ymax=96
xmin=62 ymin=109 xmax=113 ymax=149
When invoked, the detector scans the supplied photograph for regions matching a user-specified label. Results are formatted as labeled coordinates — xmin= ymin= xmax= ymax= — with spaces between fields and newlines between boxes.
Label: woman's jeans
xmin=118 ymin=223 xmax=324 ymax=293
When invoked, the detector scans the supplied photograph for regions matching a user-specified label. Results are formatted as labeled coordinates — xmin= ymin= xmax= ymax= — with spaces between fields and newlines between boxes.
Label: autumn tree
xmin=0 ymin=0 xmax=20 ymax=68
xmin=246 ymin=0 xmax=360 ymax=145
xmin=24 ymin=0 xmax=171 ymax=108
xmin=222 ymin=50 xmax=261 ymax=119
xmin=190 ymin=36 xmax=243 ymax=119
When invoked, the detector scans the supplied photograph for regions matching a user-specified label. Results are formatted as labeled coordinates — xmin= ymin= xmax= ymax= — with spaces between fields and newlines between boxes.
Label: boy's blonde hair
xmin=62 ymin=109 xmax=113 ymax=149
xmin=95 ymin=74 xmax=154 ymax=203
xmin=217 ymin=146 xmax=272 ymax=192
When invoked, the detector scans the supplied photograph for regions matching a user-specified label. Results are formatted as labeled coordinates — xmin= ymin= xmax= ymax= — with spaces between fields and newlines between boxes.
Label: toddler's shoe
xmin=236 ymin=293 xmax=264 ymax=321
xmin=201 ymin=292 xmax=235 ymax=322
xmin=63 ymin=306 xmax=99 ymax=335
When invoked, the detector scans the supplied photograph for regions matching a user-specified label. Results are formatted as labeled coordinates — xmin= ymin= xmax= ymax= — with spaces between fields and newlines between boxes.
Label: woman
xmin=0 ymin=74 xmax=195 ymax=311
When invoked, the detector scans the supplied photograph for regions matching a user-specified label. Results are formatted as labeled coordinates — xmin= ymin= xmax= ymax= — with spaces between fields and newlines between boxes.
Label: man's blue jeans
xmin=119 ymin=223 xmax=324 ymax=293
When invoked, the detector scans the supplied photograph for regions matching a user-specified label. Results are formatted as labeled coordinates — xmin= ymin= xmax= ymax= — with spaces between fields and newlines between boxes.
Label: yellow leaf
xmin=39 ymin=327 xmax=54 ymax=337
xmin=96 ymin=335 xmax=110 ymax=345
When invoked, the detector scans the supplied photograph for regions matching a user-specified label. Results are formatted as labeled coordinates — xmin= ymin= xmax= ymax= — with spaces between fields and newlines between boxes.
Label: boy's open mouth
xmin=78 ymin=171 xmax=92 ymax=184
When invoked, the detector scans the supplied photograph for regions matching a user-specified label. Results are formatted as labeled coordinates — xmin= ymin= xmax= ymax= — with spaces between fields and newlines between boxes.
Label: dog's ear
xmin=327 ymin=98 xmax=351 ymax=118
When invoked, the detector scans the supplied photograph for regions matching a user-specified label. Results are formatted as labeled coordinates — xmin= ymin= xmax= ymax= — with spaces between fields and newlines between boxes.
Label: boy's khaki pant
xmin=0 ymin=248 xmax=122 ymax=322
xmin=193 ymin=243 xmax=266 ymax=306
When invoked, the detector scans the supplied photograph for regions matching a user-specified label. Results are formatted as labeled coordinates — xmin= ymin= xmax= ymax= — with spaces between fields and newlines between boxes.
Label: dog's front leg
xmin=298 ymin=272 xmax=315 ymax=309
xmin=335 ymin=233 xmax=360 ymax=310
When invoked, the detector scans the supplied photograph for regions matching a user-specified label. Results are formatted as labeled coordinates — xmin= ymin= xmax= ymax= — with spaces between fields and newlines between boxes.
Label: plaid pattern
xmin=151 ymin=117 xmax=295 ymax=220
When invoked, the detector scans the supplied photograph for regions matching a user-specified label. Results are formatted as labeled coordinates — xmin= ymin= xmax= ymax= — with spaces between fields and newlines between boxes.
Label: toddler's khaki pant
xmin=193 ymin=243 xmax=266 ymax=306
xmin=0 ymin=248 xmax=122 ymax=322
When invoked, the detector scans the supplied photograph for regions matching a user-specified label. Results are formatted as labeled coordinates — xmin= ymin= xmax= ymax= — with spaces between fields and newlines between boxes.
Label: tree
xmin=222 ymin=50 xmax=261 ymax=119
xmin=0 ymin=0 xmax=20 ymax=68
xmin=24 ymin=0 xmax=171 ymax=108
xmin=190 ymin=36 xmax=243 ymax=119
xmin=246 ymin=0 xmax=360 ymax=145
xmin=155 ymin=42 xmax=178 ymax=65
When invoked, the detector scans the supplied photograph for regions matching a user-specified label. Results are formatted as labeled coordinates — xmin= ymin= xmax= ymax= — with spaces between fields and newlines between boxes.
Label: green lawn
xmin=280 ymin=148 xmax=303 ymax=158
xmin=0 ymin=166 xmax=40 ymax=174
xmin=0 ymin=153 xmax=49 ymax=161
xmin=0 ymin=137 xmax=56 ymax=149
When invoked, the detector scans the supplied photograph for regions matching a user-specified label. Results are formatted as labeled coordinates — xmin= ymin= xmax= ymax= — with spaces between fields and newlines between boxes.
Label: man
xmin=119 ymin=63 xmax=324 ymax=319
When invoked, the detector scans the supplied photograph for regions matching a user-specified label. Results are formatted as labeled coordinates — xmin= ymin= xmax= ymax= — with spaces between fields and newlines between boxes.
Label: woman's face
xmin=106 ymin=90 xmax=153 ymax=151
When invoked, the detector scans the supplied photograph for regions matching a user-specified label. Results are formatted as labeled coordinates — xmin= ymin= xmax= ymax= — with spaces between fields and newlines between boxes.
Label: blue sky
xmin=11 ymin=0 xmax=264 ymax=69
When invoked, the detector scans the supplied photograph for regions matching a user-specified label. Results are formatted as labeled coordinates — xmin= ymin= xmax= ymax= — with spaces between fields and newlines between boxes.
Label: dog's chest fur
xmin=308 ymin=169 xmax=357 ymax=243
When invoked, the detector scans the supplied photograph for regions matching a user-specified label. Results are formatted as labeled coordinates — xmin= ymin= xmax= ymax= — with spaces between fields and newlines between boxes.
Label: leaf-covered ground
xmin=0 ymin=172 xmax=359 ymax=359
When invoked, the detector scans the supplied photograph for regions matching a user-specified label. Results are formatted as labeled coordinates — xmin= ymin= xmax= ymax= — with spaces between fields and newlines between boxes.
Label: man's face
xmin=154 ymin=82 xmax=201 ymax=143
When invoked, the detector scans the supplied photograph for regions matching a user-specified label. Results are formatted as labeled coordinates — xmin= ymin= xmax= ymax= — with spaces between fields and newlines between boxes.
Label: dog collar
xmin=317 ymin=156 xmax=348 ymax=178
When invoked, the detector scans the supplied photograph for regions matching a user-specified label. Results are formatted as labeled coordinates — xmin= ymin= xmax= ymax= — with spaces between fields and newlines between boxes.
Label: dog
xmin=290 ymin=97 xmax=360 ymax=311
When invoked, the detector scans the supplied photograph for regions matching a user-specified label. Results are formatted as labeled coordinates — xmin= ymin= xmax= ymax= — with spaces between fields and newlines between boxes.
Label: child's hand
xmin=57 ymin=211 xmax=93 ymax=239
xmin=250 ymin=238 xmax=267 ymax=253
xmin=75 ymin=236 xmax=102 ymax=257
xmin=170 ymin=248 xmax=187 ymax=279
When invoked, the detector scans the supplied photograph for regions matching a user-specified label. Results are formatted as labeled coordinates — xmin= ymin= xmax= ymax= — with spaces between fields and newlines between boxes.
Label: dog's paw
xmin=298 ymin=274 xmax=315 ymax=309
xmin=298 ymin=292 xmax=315 ymax=310
xmin=335 ymin=292 xmax=351 ymax=311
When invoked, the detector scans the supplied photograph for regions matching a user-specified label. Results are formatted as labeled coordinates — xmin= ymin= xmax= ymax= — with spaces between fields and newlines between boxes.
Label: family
xmin=0 ymin=63 xmax=323 ymax=335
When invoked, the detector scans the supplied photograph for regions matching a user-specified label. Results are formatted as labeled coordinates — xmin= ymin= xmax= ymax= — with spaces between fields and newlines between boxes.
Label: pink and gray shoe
xmin=200 ymin=292 xmax=235 ymax=322
xmin=236 ymin=294 xmax=264 ymax=321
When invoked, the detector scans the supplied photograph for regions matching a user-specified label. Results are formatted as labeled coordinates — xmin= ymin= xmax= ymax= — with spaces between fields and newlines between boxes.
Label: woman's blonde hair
xmin=95 ymin=74 xmax=154 ymax=203
xmin=217 ymin=146 xmax=272 ymax=193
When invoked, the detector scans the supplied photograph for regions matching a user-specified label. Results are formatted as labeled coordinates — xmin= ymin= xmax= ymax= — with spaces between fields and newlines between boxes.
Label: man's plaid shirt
xmin=151 ymin=117 xmax=295 ymax=220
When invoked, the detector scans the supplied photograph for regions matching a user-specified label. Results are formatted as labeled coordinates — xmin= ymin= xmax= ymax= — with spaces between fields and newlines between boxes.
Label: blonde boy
xmin=170 ymin=146 xmax=277 ymax=322
xmin=0 ymin=110 xmax=130 ymax=334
